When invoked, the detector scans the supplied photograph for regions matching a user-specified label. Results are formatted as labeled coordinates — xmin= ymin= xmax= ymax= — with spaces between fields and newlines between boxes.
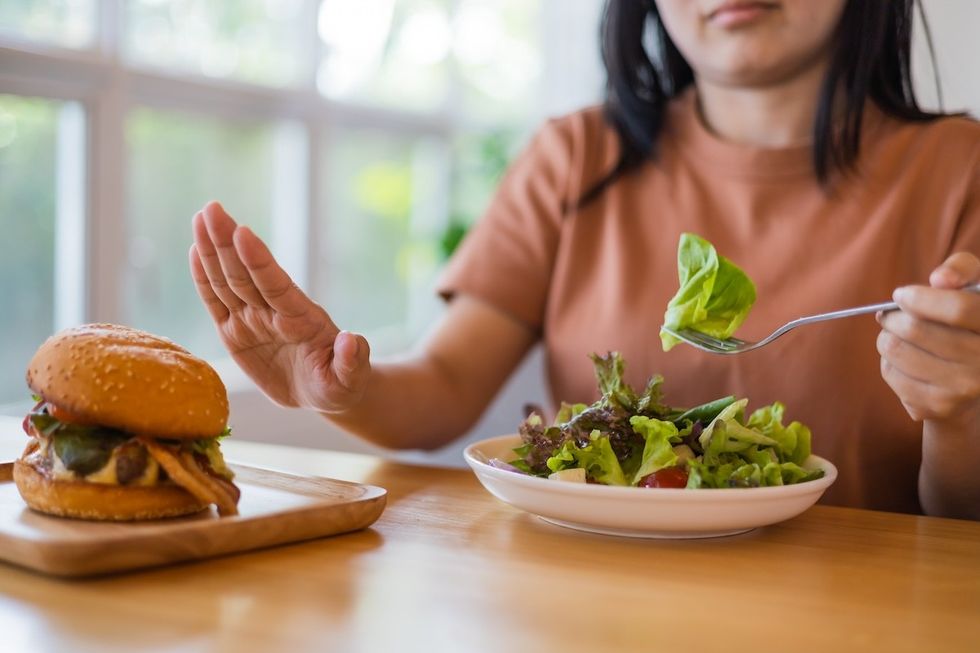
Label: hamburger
xmin=15 ymin=323 xmax=240 ymax=520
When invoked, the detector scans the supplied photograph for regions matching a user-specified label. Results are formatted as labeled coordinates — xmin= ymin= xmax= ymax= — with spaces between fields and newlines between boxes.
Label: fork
xmin=660 ymin=282 xmax=980 ymax=355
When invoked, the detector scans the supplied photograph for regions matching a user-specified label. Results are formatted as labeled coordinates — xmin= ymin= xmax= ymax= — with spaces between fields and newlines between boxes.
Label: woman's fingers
xmin=189 ymin=244 xmax=230 ymax=323
xmin=192 ymin=209 xmax=246 ymax=312
xmin=893 ymin=252 xmax=980 ymax=331
xmin=877 ymin=328 xmax=977 ymax=394
xmin=892 ymin=285 xmax=980 ymax=333
xmin=880 ymin=357 xmax=962 ymax=421
xmin=201 ymin=202 xmax=269 ymax=308
xmin=929 ymin=252 xmax=980 ymax=289
xmin=233 ymin=224 xmax=334 ymax=326
xmin=879 ymin=252 xmax=980 ymax=423
xmin=878 ymin=310 xmax=980 ymax=363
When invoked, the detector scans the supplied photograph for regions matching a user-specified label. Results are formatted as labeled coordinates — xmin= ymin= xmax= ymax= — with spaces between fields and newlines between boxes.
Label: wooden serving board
xmin=0 ymin=461 xmax=386 ymax=577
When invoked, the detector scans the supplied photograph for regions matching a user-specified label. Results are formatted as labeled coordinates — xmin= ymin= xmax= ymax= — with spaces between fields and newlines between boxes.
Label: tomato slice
xmin=638 ymin=467 xmax=689 ymax=488
xmin=46 ymin=402 xmax=99 ymax=426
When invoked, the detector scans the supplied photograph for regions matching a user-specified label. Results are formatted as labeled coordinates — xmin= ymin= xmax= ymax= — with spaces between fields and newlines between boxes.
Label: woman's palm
xmin=189 ymin=202 xmax=367 ymax=413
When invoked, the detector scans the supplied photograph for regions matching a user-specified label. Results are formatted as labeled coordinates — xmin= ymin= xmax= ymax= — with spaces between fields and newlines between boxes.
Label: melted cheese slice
xmin=49 ymin=442 xmax=160 ymax=486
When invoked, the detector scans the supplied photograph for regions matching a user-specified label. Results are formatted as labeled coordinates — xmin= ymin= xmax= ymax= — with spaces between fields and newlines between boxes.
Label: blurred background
xmin=1 ymin=0 xmax=978 ymax=465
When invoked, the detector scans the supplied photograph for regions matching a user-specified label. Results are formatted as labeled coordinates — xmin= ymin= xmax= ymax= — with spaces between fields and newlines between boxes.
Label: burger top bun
xmin=26 ymin=323 xmax=229 ymax=439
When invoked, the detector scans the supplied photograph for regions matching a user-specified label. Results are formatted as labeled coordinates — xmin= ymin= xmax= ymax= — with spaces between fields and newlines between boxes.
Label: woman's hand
xmin=189 ymin=201 xmax=371 ymax=413
xmin=878 ymin=252 xmax=980 ymax=518
xmin=877 ymin=252 xmax=980 ymax=425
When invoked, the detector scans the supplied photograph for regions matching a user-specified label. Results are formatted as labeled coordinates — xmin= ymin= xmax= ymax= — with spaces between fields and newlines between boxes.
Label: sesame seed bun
xmin=13 ymin=459 xmax=207 ymax=521
xmin=26 ymin=323 xmax=229 ymax=439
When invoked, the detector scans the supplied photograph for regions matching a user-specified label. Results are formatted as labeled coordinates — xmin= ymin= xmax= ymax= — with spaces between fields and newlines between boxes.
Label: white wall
xmin=913 ymin=0 xmax=980 ymax=115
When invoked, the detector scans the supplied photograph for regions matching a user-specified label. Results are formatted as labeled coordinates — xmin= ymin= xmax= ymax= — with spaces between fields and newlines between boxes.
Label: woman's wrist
xmin=924 ymin=399 xmax=980 ymax=435
xmin=919 ymin=400 xmax=980 ymax=519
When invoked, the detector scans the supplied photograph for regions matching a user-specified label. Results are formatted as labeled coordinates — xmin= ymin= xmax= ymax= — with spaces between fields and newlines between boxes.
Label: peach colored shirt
xmin=438 ymin=90 xmax=980 ymax=514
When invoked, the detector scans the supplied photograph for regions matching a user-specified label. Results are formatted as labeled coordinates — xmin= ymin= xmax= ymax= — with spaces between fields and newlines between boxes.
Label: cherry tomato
xmin=638 ymin=467 xmax=689 ymax=488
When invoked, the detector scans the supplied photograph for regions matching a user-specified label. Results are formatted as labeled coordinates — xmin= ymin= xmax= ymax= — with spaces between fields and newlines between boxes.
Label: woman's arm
xmin=877 ymin=252 xmax=980 ymax=519
xmin=190 ymin=201 xmax=536 ymax=451
xmin=321 ymin=293 xmax=537 ymax=449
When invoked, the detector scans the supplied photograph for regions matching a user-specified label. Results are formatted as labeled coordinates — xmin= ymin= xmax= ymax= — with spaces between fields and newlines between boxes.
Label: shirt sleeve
xmin=436 ymin=118 xmax=575 ymax=331
xmin=948 ymin=136 xmax=980 ymax=258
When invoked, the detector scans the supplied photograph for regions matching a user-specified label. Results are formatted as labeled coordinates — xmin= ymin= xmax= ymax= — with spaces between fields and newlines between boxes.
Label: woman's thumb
xmin=333 ymin=330 xmax=371 ymax=391
xmin=929 ymin=252 xmax=980 ymax=289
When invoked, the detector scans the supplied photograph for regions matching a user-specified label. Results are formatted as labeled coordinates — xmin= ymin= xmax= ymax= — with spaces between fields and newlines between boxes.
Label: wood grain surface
xmin=0 ymin=423 xmax=978 ymax=652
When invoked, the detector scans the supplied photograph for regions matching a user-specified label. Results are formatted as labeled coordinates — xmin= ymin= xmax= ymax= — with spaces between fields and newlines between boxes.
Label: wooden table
xmin=0 ymin=416 xmax=978 ymax=653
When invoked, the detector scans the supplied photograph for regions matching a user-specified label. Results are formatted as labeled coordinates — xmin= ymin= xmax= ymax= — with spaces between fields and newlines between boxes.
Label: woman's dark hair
xmin=581 ymin=0 xmax=948 ymax=205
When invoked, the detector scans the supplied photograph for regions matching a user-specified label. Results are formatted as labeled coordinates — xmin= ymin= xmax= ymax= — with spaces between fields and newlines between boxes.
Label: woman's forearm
xmin=919 ymin=405 xmax=980 ymax=520
xmin=318 ymin=356 xmax=486 ymax=450
xmin=317 ymin=295 xmax=537 ymax=450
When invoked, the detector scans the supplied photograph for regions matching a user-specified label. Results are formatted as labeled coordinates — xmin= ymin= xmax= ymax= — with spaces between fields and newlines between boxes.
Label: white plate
xmin=464 ymin=434 xmax=838 ymax=539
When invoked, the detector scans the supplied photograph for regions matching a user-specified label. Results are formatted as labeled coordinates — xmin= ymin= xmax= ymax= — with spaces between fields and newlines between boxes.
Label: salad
xmin=661 ymin=233 xmax=756 ymax=351
xmin=507 ymin=352 xmax=823 ymax=489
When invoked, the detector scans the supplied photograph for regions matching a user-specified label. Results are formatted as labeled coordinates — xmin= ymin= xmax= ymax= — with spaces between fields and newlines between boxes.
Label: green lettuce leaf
xmin=747 ymin=401 xmax=814 ymax=465
xmin=546 ymin=430 xmax=628 ymax=486
xmin=629 ymin=416 xmax=681 ymax=485
xmin=190 ymin=437 xmax=235 ymax=480
xmin=661 ymin=233 xmax=757 ymax=351
xmin=554 ymin=402 xmax=589 ymax=425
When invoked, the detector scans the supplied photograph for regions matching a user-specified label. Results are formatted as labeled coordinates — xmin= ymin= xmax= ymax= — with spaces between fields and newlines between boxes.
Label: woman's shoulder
xmin=875 ymin=109 xmax=980 ymax=167
xmin=528 ymin=105 xmax=621 ymax=183
xmin=536 ymin=104 xmax=614 ymax=141
xmin=529 ymin=106 xmax=618 ymax=159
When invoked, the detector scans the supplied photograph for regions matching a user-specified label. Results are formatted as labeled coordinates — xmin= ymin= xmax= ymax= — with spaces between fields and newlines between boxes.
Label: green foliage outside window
xmin=0 ymin=95 xmax=58 ymax=406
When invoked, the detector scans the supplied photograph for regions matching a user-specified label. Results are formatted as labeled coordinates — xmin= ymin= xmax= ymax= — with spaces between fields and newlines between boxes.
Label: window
xmin=0 ymin=96 xmax=63 ymax=404
xmin=122 ymin=0 xmax=310 ymax=87
xmin=319 ymin=129 xmax=446 ymax=350
xmin=318 ymin=0 xmax=451 ymax=112
xmin=124 ymin=107 xmax=279 ymax=359
xmin=0 ymin=1 xmax=602 ymax=415
xmin=0 ymin=0 xmax=96 ymax=49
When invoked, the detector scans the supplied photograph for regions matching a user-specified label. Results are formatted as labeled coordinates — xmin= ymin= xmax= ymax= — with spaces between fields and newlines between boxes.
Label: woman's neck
xmin=694 ymin=59 xmax=831 ymax=148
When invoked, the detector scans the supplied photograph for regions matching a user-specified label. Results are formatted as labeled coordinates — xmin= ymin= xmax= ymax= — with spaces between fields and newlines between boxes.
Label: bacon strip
xmin=178 ymin=449 xmax=239 ymax=517
xmin=141 ymin=439 xmax=239 ymax=516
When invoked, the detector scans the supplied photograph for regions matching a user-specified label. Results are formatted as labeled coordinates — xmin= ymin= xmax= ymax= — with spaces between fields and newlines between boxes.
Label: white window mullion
xmin=270 ymin=120 xmax=311 ymax=289
xmin=97 ymin=0 xmax=122 ymax=60
xmin=303 ymin=118 xmax=324 ymax=300
xmin=303 ymin=0 xmax=324 ymax=301
xmin=87 ymin=0 xmax=126 ymax=324
xmin=53 ymin=101 xmax=88 ymax=330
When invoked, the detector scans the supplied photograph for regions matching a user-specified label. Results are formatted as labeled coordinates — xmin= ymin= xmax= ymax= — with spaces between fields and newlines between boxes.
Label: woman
xmin=189 ymin=0 xmax=980 ymax=518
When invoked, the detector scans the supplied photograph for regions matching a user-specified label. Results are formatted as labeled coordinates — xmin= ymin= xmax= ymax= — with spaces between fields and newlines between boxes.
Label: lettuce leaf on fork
xmin=661 ymin=233 xmax=757 ymax=351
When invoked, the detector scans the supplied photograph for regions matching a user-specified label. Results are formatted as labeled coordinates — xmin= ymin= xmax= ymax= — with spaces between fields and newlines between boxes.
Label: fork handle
xmin=796 ymin=282 xmax=980 ymax=325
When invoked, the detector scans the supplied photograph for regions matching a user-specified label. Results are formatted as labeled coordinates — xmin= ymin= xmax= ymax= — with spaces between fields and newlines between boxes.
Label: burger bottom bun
xmin=13 ymin=460 xmax=207 ymax=521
